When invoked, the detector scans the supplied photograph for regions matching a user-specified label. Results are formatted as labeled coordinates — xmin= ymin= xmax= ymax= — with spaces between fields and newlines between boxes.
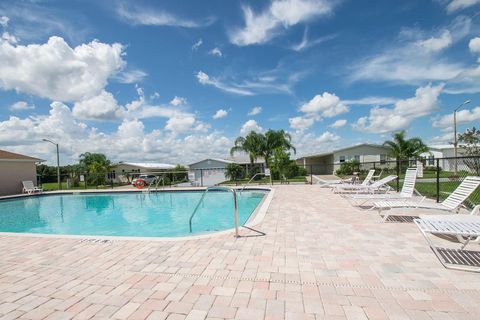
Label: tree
xmin=79 ymin=152 xmax=111 ymax=186
xmin=383 ymin=131 xmax=429 ymax=161
xmin=260 ymin=129 xmax=296 ymax=168
xmin=230 ymin=131 xmax=264 ymax=166
xmin=224 ymin=163 xmax=245 ymax=184
xmin=458 ymin=127 xmax=480 ymax=174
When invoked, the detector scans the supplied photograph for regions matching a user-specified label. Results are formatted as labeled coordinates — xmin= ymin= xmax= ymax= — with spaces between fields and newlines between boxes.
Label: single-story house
xmin=188 ymin=156 xmax=266 ymax=186
xmin=296 ymin=144 xmax=393 ymax=175
xmin=421 ymin=145 xmax=471 ymax=172
xmin=0 ymin=150 xmax=43 ymax=196
xmin=110 ymin=162 xmax=176 ymax=183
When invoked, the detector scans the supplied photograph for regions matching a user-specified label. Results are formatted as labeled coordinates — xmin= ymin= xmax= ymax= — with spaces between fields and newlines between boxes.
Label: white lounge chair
xmin=22 ymin=180 xmax=43 ymax=194
xmin=414 ymin=205 xmax=480 ymax=271
xmin=333 ymin=175 xmax=397 ymax=194
xmin=376 ymin=176 xmax=480 ymax=222
xmin=327 ymin=169 xmax=375 ymax=189
xmin=346 ymin=168 xmax=420 ymax=205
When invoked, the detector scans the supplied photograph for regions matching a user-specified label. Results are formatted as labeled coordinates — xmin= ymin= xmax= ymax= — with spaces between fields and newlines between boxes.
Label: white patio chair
xmin=414 ymin=205 xmax=480 ymax=272
xmin=22 ymin=180 xmax=43 ymax=194
xmin=333 ymin=175 xmax=397 ymax=194
xmin=327 ymin=169 xmax=375 ymax=189
xmin=376 ymin=176 xmax=480 ymax=222
xmin=346 ymin=168 xmax=420 ymax=205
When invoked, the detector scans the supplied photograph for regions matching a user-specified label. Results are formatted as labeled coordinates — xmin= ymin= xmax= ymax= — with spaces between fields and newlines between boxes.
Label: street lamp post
xmin=453 ymin=99 xmax=471 ymax=174
xmin=42 ymin=139 xmax=61 ymax=190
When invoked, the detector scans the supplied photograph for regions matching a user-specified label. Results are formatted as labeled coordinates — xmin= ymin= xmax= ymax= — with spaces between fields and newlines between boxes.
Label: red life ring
xmin=134 ymin=179 xmax=146 ymax=189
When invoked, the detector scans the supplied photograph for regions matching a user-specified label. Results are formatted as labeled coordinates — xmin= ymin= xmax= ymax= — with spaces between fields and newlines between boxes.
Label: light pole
xmin=453 ymin=99 xmax=471 ymax=174
xmin=42 ymin=139 xmax=61 ymax=190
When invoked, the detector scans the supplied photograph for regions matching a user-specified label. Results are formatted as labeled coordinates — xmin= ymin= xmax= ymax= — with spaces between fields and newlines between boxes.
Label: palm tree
xmin=230 ymin=131 xmax=264 ymax=166
xmin=261 ymin=129 xmax=296 ymax=168
xmin=383 ymin=131 xmax=429 ymax=161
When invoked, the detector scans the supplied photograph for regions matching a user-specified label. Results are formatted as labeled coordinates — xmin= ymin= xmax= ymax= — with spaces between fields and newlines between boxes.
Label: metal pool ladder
xmin=188 ymin=186 xmax=239 ymax=237
xmin=241 ymin=172 xmax=271 ymax=192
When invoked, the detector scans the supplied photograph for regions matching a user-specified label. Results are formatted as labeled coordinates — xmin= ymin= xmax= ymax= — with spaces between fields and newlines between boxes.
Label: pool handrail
xmin=188 ymin=186 xmax=239 ymax=237
xmin=241 ymin=173 xmax=271 ymax=192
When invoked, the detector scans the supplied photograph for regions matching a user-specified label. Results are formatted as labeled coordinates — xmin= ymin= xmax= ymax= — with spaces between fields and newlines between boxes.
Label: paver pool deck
xmin=1 ymin=185 xmax=479 ymax=320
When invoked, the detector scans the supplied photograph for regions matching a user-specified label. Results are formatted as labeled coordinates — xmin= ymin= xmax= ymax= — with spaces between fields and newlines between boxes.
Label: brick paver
xmin=1 ymin=185 xmax=480 ymax=319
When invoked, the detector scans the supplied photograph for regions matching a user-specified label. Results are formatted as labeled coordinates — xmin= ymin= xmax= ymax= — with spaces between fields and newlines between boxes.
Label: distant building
xmin=0 ymin=150 xmax=43 ymax=196
xmin=296 ymin=144 xmax=392 ymax=175
xmin=110 ymin=162 xmax=176 ymax=183
xmin=188 ymin=156 xmax=266 ymax=186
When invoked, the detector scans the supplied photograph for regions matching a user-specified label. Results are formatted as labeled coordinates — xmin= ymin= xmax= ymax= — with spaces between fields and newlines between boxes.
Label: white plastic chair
xmin=22 ymin=181 xmax=43 ymax=194
xmin=333 ymin=175 xmax=397 ymax=194
xmin=346 ymin=168 xmax=419 ymax=205
xmin=376 ymin=176 xmax=480 ymax=222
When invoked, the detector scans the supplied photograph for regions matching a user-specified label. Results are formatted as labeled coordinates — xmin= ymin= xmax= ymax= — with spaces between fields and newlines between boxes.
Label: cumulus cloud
xmin=9 ymin=101 xmax=34 ymax=111
xmin=329 ymin=119 xmax=347 ymax=128
xmin=116 ymin=2 xmax=214 ymax=28
xmin=209 ymin=47 xmax=222 ymax=57
xmin=317 ymin=131 xmax=341 ymax=143
xmin=212 ymin=109 xmax=228 ymax=119
xmin=248 ymin=106 xmax=262 ymax=116
xmin=446 ymin=0 xmax=480 ymax=13
xmin=0 ymin=36 xmax=125 ymax=102
xmin=170 ymin=96 xmax=187 ymax=106
xmin=72 ymin=90 xmax=124 ymax=120
xmin=299 ymin=92 xmax=349 ymax=117
xmin=353 ymin=84 xmax=444 ymax=133
xmin=469 ymin=37 xmax=480 ymax=53
xmin=230 ymin=0 xmax=336 ymax=46
xmin=240 ymin=119 xmax=263 ymax=135
xmin=289 ymin=130 xmax=341 ymax=156
xmin=0 ymin=102 xmax=229 ymax=164
xmin=289 ymin=116 xmax=314 ymax=130
xmin=432 ymin=106 xmax=480 ymax=128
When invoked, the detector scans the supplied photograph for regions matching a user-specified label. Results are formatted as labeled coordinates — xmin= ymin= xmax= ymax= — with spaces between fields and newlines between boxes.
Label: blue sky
xmin=1 ymin=0 xmax=480 ymax=165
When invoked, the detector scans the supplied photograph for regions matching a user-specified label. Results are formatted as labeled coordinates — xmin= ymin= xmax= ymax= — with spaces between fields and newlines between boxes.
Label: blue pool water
xmin=0 ymin=191 xmax=267 ymax=237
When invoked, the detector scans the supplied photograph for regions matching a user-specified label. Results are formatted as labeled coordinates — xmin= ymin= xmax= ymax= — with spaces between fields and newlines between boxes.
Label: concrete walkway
xmin=1 ymin=185 xmax=479 ymax=319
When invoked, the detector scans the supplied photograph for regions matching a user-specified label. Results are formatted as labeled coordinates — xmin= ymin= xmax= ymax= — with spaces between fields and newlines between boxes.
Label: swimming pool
xmin=0 ymin=190 xmax=267 ymax=237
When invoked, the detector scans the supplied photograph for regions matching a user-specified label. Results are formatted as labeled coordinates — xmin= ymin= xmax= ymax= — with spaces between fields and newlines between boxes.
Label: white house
xmin=296 ymin=144 xmax=393 ymax=175
xmin=421 ymin=145 xmax=470 ymax=172
xmin=110 ymin=162 xmax=176 ymax=183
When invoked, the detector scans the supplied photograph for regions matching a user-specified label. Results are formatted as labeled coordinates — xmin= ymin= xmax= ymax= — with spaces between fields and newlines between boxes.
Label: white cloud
xmin=343 ymin=96 xmax=398 ymax=106
xmin=192 ymin=39 xmax=203 ymax=50
xmin=329 ymin=119 xmax=347 ymax=128
xmin=353 ymin=84 xmax=444 ymax=133
xmin=299 ymin=92 xmax=349 ymax=117
xmin=415 ymin=30 xmax=452 ymax=53
xmin=208 ymin=47 xmax=223 ymax=57
xmin=240 ymin=119 xmax=263 ymax=135
xmin=196 ymin=71 xmax=254 ymax=96
xmin=446 ymin=0 xmax=480 ymax=13
xmin=116 ymin=3 xmax=214 ymax=28
xmin=248 ymin=106 xmax=262 ymax=116
xmin=72 ymin=90 xmax=124 ymax=120
xmin=115 ymin=69 xmax=148 ymax=84
xmin=469 ymin=37 xmax=480 ymax=53
xmin=230 ymin=0 xmax=335 ymax=46
xmin=350 ymin=18 xmax=471 ymax=84
xmin=170 ymin=96 xmax=187 ymax=106
xmin=213 ymin=109 xmax=228 ymax=119
xmin=289 ymin=116 xmax=314 ymax=130
xmin=9 ymin=101 xmax=34 ymax=111
xmin=317 ymin=131 xmax=341 ymax=143
xmin=1 ymin=31 xmax=17 ymax=44
xmin=291 ymin=28 xmax=336 ymax=52
xmin=432 ymin=106 xmax=480 ymax=128
xmin=0 ymin=16 xmax=8 ymax=28
xmin=0 ymin=36 xmax=125 ymax=102
xmin=0 ymin=102 xmax=230 ymax=165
